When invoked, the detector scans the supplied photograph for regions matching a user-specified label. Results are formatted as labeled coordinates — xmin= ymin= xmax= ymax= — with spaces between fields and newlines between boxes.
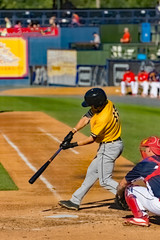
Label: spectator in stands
xmin=71 ymin=13 xmax=80 ymax=27
xmin=120 ymin=27 xmax=131 ymax=43
xmin=121 ymin=66 xmax=138 ymax=96
xmin=49 ymin=16 xmax=58 ymax=28
xmin=91 ymin=32 xmax=101 ymax=49
xmin=4 ymin=17 xmax=11 ymax=28
xmin=0 ymin=28 xmax=8 ymax=36
xmin=30 ymin=21 xmax=40 ymax=32
xmin=41 ymin=16 xmax=58 ymax=35
xmin=148 ymin=69 xmax=160 ymax=98
xmin=27 ymin=20 xmax=32 ymax=29
xmin=14 ymin=21 xmax=22 ymax=30
xmin=14 ymin=21 xmax=22 ymax=35
xmin=137 ymin=68 xmax=149 ymax=97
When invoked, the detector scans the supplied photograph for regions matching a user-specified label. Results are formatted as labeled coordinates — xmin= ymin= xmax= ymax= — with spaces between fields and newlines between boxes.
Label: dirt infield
xmin=0 ymin=86 xmax=121 ymax=97
xmin=0 ymin=111 xmax=160 ymax=240
xmin=0 ymin=87 xmax=160 ymax=240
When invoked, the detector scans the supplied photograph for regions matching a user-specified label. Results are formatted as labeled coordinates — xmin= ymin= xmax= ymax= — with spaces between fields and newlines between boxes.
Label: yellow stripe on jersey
xmin=90 ymin=100 xmax=121 ymax=143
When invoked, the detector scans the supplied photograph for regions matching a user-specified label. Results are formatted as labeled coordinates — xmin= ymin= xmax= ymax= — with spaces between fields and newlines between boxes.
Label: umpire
xmin=59 ymin=88 xmax=123 ymax=210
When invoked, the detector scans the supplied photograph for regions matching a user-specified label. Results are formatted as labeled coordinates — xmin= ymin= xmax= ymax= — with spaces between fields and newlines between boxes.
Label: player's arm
xmin=77 ymin=135 xmax=95 ymax=146
xmin=117 ymin=177 xmax=128 ymax=198
xmin=117 ymin=162 xmax=143 ymax=197
xmin=60 ymin=112 xmax=91 ymax=147
xmin=122 ymin=38 xmax=129 ymax=43
xmin=60 ymin=111 xmax=95 ymax=149
xmin=115 ymin=177 xmax=129 ymax=210
xmin=72 ymin=115 xmax=90 ymax=133
xmin=61 ymin=135 xmax=95 ymax=150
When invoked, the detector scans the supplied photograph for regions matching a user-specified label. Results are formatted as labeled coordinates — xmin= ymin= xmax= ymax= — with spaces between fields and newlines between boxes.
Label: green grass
xmin=0 ymin=96 xmax=159 ymax=165
xmin=116 ymin=104 xmax=160 ymax=163
xmin=0 ymin=163 xmax=18 ymax=190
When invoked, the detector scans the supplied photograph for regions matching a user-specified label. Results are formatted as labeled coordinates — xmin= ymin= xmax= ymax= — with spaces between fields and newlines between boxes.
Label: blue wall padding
xmin=60 ymin=27 xmax=99 ymax=49
xmin=28 ymin=35 xmax=61 ymax=65
xmin=29 ymin=27 xmax=99 ymax=65
xmin=141 ymin=23 xmax=151 ymax=43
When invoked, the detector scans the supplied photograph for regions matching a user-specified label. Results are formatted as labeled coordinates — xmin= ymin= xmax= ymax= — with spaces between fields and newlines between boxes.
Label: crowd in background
xmin=121 ymin=67 xmax=160 ymax=98
xmin=0 ymin=15 xmax=60 ymax=37
xmin=1 ymin=10 xmax=160 ymax=97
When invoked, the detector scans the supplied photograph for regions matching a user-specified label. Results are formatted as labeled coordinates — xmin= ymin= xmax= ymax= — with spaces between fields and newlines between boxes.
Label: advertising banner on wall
xmin=0 ymin=37 xmax=28 ymax=78
xmin=47 ymin=50 xmax=77 ymax=86
xmin=77 ymin=65 xmax=107 ymax=86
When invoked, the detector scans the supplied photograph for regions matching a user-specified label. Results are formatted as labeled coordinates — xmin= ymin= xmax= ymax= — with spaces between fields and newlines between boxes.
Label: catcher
xmin=116 ymin=136 xmax=160 ymax=227
xmin=58 ymin=87 xmax=123 ymax=210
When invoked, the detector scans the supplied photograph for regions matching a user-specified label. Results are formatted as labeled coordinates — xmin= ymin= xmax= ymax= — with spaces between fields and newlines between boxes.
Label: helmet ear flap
xmin=140 ymin=146 xmax=149 ymax=159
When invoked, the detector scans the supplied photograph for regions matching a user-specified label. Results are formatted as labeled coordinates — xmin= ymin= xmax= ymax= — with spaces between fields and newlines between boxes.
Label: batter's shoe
xmin=58 ymin=200 xmax=79 ymax=211
xmin=123 ymin=216 xmax=150 ymax=227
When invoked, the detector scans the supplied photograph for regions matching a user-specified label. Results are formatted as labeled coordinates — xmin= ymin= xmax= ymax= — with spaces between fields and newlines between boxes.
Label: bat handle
xmin=49 ymin=147 xmax=62 ymax=162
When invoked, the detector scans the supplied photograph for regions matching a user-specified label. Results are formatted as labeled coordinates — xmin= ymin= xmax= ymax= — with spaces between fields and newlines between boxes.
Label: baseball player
xmin=137 ymin=68 xmax=149 ymax=97
xmin=121 ymin=67 xmax=138 ymax=96
xmin=117 ymin=136 xmax=160 ymax=227
xmin=58 ymin=88 xmax=123 ymax=210
xmin=148 ymin=69 xmax=160 ymax=98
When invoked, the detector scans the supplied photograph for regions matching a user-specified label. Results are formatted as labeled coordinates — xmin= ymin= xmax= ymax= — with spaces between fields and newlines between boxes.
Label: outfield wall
xmin=0 ymin=25 xmax=158 ymax=86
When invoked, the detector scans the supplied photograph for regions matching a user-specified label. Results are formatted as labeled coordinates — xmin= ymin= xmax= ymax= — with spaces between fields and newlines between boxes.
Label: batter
xmin=58 ymin=88 xmax=123 ymax=210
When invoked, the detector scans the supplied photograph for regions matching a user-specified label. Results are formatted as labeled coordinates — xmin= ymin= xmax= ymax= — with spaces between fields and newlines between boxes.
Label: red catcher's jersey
xmin=137 ymin=72 xmax=148 ymax=82
xmin=122 ymin=71 xmax=135 ymax=83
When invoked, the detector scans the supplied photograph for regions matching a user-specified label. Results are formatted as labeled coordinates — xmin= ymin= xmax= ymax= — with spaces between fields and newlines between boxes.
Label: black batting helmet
xmin=82 ymin=88 xmax=107 ymax=108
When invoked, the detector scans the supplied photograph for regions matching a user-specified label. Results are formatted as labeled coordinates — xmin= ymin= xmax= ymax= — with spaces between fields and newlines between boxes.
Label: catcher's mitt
xmin=115 ymin=192 xmax=129 ymax=211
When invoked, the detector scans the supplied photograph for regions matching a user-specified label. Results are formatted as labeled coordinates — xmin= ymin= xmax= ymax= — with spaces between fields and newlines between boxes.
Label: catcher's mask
xmin=82 ymin=88 xmax=108 ymax=108
xmin=140 ymin=136 xmax=160 ymax=159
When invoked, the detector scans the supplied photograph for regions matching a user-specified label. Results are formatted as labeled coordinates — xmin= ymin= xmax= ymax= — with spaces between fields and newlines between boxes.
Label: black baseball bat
xmin=29 ymin=148 xmax=62 ymax=184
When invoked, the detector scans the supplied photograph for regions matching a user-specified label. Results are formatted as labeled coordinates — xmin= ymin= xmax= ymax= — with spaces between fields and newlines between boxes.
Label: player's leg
xmin=126 ymin=185 xmax=160 ymax=216
xmin=133 ymin=81 xmax=138 ymax=95
xmin=130 ymin=81 xmax=137 ymax=95
xmin=59 ymin=156 xmax=99 ymax=210
xmin=98 ymin=140 xmax=123 ymax=195
xmin=158 ymin=82 xmax=160 ymax=98
xmin=70 ymin=157 xmax=99 ymax=205
xmin=121 ymin=81 xmax=126 ymax=95
xmin=124 ymin=185 xmax=160 ymax=226
xmin=150 ymin=82 xmax=158 ymax=98
xmin=142 ymin=81 xmax=149 ymax=97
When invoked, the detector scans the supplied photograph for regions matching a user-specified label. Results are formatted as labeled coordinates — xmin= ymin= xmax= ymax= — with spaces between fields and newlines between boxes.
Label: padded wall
xmin=100 ymin=24 xmax=139 ymax=43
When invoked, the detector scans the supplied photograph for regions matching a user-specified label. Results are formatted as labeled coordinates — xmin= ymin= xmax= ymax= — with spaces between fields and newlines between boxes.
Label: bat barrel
xmin=28 ymin=148 xmax=62 ymax=184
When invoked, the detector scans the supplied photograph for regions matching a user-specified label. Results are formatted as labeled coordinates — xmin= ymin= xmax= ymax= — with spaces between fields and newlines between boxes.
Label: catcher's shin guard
xmin=125 ymin=187 xmax=143 ymax=218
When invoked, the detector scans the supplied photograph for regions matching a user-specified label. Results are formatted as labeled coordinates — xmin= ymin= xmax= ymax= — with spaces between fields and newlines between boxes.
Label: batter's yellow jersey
xmin=86 ymin=100 xmax=121 ymax=143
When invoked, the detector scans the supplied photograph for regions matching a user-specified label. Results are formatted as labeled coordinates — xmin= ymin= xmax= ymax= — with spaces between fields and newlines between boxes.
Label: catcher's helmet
xmin=82 ymin=88 xmax=107 ymax=108
xmin=140 ymin=136 xmax=160 ymax=157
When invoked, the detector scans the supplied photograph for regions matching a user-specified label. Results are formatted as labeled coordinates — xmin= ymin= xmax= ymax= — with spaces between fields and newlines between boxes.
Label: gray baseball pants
xmin=70 ymin=139 xmax=123 ymax=206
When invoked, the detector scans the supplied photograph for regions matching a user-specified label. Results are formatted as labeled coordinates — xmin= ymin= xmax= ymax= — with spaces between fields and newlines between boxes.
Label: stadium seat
xmin=123 ymin=47 xmax=137 ymax=59
xmin=0 ymin=8 xmax=159 ymax=28
xmin=111 ymin=45 xmax=123 ymax=58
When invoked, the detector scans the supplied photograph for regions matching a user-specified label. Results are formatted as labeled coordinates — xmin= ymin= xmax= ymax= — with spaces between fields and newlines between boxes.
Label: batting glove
xmin=60 ymin=142 xmax=78 ymax=150
xmin=62 ymin=131 xmax=74 ymax=144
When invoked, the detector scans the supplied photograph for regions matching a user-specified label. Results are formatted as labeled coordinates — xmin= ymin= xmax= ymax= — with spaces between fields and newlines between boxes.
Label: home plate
xmin=45 ymin=214 xmax=79 ymax=219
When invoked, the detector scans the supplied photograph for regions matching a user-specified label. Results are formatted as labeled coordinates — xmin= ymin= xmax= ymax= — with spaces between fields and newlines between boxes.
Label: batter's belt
xmin=101 ymin=137 xmax=121 ymax=144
